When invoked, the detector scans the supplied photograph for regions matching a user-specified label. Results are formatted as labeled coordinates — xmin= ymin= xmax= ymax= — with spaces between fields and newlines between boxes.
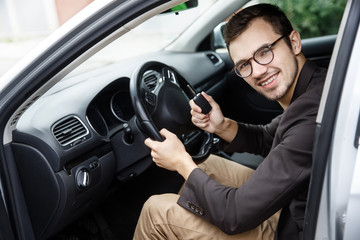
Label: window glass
xmin=253 ymin=0 xmax=347 ymax=38
xmin=67 ymin=0 xmax=216 ymax=76
xmin=214 ymin=0 xmax=347 ymax=52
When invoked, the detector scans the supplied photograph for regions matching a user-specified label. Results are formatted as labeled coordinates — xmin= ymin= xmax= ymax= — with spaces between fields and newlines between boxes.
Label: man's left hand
xmin=144 ymin=128 xmax=198 ymax=180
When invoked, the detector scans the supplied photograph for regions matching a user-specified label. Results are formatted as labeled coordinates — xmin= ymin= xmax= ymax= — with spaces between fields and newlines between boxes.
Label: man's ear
xmin=289 ymin=30 xmax=302 ymax=55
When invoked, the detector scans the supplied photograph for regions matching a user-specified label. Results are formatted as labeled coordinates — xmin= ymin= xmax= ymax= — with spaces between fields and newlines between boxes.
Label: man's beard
xmin=265 ymin=57 xmax=298 ymax=101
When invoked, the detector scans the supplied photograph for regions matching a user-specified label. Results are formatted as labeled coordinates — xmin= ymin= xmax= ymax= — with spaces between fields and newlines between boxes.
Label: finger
xmin=144 ymin=138 xmax=151 ymax=147
xmin=201 ymin=91 xmax=212 ymax=103
xmin=144 ymin=137 xmax=158 ymax=148
xmin=152 ymin=157 xmax=161 ymax=166
xmin=192 ymin=115 xmax=209 ymax=125
xmin=191 ymin=113 xmax=210 ymax=122
xmin=150 ymin=151 xmax=157 ymax=159
xmin=192 ymin=119 xmax=209 ymax=128
xmin=159 ymin=128 xmax=175 ymax=139
xmin=190 ymin=109 xmax=208 ymax=120
xmin=189 ymin=99 xmax=202 ymax=113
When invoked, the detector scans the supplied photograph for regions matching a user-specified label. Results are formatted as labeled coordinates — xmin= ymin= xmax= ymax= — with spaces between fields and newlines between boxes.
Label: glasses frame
xmin=233 ymin=35 xmax=286 ymax=78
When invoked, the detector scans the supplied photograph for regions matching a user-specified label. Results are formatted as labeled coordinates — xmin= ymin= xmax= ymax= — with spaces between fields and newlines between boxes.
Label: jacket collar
xmin=290 ymin=60 xmax=317 ymax=104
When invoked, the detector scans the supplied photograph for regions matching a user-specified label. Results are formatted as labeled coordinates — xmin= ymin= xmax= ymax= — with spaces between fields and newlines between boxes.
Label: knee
xmin=140 ymin=195 xmax=158 ymax=219
xmin=142 ymin=194 xmax=179 ymax=217
xmin=135 ymin=195 xmax=164 ymax=240
xmin=135 ymin=194 xmax=181 ymax=239
xmin=142 ymin=195 xmax=159 ymax=214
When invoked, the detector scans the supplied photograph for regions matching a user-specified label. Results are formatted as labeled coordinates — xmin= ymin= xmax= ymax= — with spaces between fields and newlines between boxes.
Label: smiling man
xmin=134 ymin=4 xmax=327 ymax=240
xmin=228 ymin=13 xmax=302 ymax=109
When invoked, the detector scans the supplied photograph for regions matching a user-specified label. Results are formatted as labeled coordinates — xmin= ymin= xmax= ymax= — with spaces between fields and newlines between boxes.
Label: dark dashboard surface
xmin=14 ymin=50 xmax=225 ymax=169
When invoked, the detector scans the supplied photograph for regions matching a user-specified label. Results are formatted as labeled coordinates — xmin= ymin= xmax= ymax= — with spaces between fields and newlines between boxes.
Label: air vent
xmin=52 ymin=116 xmax=89 ymax=147
xmin=206 ymin=53 xmax=221 ymax=66
xmin=143 ymin=71 xmax=159 ymax=91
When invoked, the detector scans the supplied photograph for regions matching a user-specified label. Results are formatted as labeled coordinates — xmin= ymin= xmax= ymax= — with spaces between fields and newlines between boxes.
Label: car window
xmin=261 ymin=0 xmax=347 ymax=39
xmin=66 ymin=0 xmax=216 ymax=77
xmin=213 ymin=0 xmax=347 ymax=53
xmin=214 ymin=0 xmax=347 ymax=52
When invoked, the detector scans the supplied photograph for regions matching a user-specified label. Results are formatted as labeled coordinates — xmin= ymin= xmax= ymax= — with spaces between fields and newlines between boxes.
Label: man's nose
xmin=251 ymin=61 xmax=267 ymax=78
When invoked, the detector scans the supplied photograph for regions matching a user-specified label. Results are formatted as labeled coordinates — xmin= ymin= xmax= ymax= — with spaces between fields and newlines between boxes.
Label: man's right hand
xmin=189 ymin=92 xmax=223 ymax=133
xmin=189 ymin=92 xmax=238 ymax=143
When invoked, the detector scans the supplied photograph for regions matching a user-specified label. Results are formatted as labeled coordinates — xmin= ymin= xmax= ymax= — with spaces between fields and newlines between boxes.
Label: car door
xmin=303 ymin=0 xmax=360 ymax=239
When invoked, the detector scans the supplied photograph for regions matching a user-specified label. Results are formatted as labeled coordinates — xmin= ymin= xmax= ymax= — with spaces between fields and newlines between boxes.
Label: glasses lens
xmin=235 ymin=61 xmax=251 ymax=78
xmin=254 ymin=47 xmax=274 ymax=65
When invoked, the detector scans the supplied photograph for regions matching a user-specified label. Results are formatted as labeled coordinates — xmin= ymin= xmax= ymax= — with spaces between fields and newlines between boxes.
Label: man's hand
xmin=144 ymin=129 xmax=197 ymax=180
xmin=190 ymin=92 xmax=238 ymax=143
xmin=190 ymin=92 xmax=224 ymax=133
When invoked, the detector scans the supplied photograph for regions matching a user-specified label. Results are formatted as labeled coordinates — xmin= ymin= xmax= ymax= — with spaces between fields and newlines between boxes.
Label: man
xmin=134 ymin=3 xmax=326 ymax=240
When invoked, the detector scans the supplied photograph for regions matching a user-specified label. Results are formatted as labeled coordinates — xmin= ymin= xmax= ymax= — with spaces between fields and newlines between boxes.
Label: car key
xmin=187 ymin=85 xmax=212 ymax=114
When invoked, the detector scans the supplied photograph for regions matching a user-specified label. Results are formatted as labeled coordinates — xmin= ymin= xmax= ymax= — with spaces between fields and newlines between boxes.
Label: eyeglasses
xmin=233 ymin=35 xmax=285 ymax=78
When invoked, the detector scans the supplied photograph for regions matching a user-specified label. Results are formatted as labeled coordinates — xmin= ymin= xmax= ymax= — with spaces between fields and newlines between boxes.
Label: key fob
xmin=193 ymin=93 xmax=212 ymax=114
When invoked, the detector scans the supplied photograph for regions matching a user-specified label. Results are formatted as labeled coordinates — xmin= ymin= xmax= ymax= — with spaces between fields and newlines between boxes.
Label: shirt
xmin=177 ymin=60 xmax=327 ymax=240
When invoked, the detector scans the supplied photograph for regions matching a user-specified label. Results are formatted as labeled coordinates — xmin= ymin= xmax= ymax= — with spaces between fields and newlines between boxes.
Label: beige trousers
xmin=133 ymin=154 xmax=280 ymax=240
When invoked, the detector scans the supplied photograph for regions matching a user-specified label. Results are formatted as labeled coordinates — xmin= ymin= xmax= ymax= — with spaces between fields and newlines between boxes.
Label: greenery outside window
xmin=264 ymin=0 xmax=347 ymax=38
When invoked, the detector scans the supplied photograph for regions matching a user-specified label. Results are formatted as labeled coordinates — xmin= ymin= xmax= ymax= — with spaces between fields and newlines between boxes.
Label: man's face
xmin=229 ymin=18 xmax=298 ymax=102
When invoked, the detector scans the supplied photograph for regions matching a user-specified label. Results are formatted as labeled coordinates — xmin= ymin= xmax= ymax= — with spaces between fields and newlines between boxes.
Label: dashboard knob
xmin=76 ymin=168 xmax=90 ymax=189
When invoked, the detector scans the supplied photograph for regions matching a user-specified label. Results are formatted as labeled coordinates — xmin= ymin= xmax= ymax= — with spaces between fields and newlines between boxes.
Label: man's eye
xmin=259 ymin=48 xmax=271 ymax=57
xmin=240 ymin=61 xmax=250 ymax=69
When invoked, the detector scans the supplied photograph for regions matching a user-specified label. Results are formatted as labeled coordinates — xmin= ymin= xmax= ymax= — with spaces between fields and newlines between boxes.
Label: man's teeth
xmin=261 ymin=75 xmax=276 ymax=86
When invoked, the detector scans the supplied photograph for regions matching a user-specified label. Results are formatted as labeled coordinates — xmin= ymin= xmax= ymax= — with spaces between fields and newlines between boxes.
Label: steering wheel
xmin=130 ymin=61 xmax=213 ymax=163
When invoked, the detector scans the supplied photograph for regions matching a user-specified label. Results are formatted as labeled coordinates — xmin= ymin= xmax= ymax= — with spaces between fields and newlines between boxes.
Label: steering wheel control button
xmin=76 ymin=168 xmax=90 ymax=189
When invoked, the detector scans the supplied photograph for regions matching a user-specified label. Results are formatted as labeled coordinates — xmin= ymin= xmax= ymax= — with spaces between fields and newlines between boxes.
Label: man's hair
xmin=223 ymin=4 xmax=293 ymax=48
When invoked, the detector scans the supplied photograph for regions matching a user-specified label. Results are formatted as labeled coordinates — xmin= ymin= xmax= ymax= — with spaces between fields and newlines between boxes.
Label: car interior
xmin=0 ymin=0 xmax=344 ymax=239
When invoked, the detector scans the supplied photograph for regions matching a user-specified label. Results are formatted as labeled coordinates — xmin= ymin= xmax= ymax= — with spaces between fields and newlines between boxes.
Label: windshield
xmin=115 ymin=0 xmax=216 ymax=58
xmin=69 ymin=0 xmax=217 ymax=76
xmin=0 ymin=0 xmax=216 ymax=78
